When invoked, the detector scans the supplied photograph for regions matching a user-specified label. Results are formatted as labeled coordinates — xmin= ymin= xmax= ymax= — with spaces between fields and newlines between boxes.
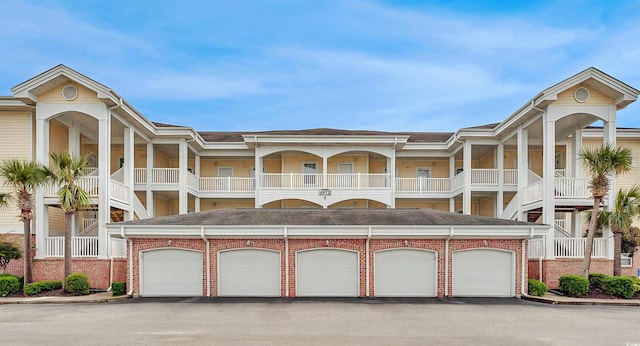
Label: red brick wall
xmin=369 ymin=239 xmax=445 ymax=297
xmin=621 ymin=247 xmax=640 ymax=278
xmin=128 ymin=237 xmax=527 ymax=298
xmin=288 ymin=239 xmax=367 ymax=297
xmin=541 ymin=258 xmax=612 ymax=288
xmin=448 ymin=239 xmax=525 ymax=297
xmin=30 ymin=258 xmax=125 ymax=289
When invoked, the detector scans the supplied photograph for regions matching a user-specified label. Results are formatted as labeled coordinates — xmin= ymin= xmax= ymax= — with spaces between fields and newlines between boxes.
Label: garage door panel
xmin=452 ymin=249 xmax=513 ymax=297
xmin=375 ymin=249 xmax=436 ymax=297
xmin=219 ymin=249 xmax=281 ymax=297
xmin=297 ymin=249 xmax=359 ymax=297
xmin=142 ymin=249 xmax=203 ymax=297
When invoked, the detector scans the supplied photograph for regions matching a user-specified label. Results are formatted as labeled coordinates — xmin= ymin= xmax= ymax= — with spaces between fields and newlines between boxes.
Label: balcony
xmin=43 ymin=176 xmax=99 ymax=198
xmin=45 ymin=236 xmax=99 ymax=258
xmin=527 ymin=237 xmax=607 ymax=259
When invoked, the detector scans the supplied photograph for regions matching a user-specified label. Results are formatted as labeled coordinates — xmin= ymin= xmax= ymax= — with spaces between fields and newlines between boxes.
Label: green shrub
xmin=0 ymin=275 xmax=20 ymax=296
xmin=602 ymin=276 xmax=636 ymax=299
xmin=528 ymin=279 xmax=547 ymax=297
xmin=588 ymin=273 xmax=608 ymax=290
xmin=65 ymin=273 xmax=90 ymax=295
xmin=559 ymin=275 xmax=589 ymax=297
xmin=23 ymin=280 xmax=63 ymax=296
xmin=111 ymin=281 xmax=126 ymax=296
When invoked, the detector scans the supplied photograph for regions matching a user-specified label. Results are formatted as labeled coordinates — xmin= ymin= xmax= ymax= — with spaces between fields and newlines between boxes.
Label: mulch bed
xmin=581 ymin=289 xmax=640 ymax=300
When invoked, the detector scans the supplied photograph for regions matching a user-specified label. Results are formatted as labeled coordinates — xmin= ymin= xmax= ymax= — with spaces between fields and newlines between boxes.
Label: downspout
xmin=444 ymin=227 xmax=454 ymax=297
xmin=522 ymin=227 xmax=535 ymax=296
xmin=107 ymin=256 xmax=114 ymax=292
xmin=201 ymin=227 xmax=210 ymax=297
xmin=121 ymin=226 xmax=134 ymax=296
xmin=366 ymin=227 xmax=371 ymax=298
xmin=284 ymin=226 xmax=289 ymax=298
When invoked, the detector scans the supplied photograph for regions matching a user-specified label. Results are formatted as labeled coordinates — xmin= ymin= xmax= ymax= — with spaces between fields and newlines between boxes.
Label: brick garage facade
xmin=369 ymin=239 xmax=445 ymax=297
xmin=448 ymin=239 xmax=525 ymax=296
xmin=211 ymin=239 xmax=285 ymax=297
xmin=127 ymin=237 xmax=525 ymax=297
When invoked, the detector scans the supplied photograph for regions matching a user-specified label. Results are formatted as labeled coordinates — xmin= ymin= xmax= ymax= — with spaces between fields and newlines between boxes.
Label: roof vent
xmin=62 ymin=85 xmax=78 ymax=101
xmin=573 ymin=87 xmax=590 ymax=103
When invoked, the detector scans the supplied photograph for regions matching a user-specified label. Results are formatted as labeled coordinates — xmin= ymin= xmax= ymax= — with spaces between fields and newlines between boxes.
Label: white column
xmin=97 ymin=118 xmax=110 ymax=259
xmin=463 ymin=141 xmax=472 ymax=214
xmin=254 ymin=147 xmax=262 ymax=208
xmin=146 ymin=143 xmax=154 ymax=217
xmin=603 ymin=111 xmax=617 ymax=259
xmin=178 ymin=139 xmax=188 ymax=214
xmin=322 ymin=156 xmax=328 ymax=188
xmin=516 ymin=126 xmax=528 ymax=222
xmin=194 ymin=155 xmax=201 ymax=212
xmin=496 ymin=144 xmax=504 ymax=218
xmin=68 ymin=122 xmax=80 ymax=155
xmin=35 ymin=116 xmax=49 ymax=258
xmin=123 ymin=126 xmax=135 ymax=220
xmin=572 ymin=211 xmax=582 ymax=238
xmin=449 ymin=198 xmax=455 ymax=213
xmin=571 ymin=128 xmax=582 ymax=178
xmin=389 ymin=149 xmax=396 ymax=208
xmin=542 ymin=114 xmax=556 ymax=259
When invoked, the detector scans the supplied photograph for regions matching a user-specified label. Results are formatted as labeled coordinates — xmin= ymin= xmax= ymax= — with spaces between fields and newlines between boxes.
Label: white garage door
xmin=374 ymin=249 xmax=437 ymax=297
xmin=452 ymin=249 xmax=514 ymax=297
xmin=141 ymin=249 xmax=203 ymax=297
xmin=297 ymin=249 xmax=359 ymax=297
xmin=219 ymin=249 xmax=281 ymax=297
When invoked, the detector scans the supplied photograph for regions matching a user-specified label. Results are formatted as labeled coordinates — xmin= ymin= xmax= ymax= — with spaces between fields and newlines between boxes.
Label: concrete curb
xmin=0 ymin=293 xmax=131 ymax=305
xmin=521 ymin=294 xmax=640 ymax=306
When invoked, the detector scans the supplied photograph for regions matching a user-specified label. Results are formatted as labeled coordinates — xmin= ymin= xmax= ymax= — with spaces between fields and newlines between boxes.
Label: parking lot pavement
xmin=1 ymin=298 xmax=639 ymax=345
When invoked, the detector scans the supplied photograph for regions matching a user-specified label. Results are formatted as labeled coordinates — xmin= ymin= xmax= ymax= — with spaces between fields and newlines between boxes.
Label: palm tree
xmin=0 ymin=159 xmax=47 ymax=284
xmin=42 ymin=152 xmax=91 ymax=285
xmin=580 ymin=143 xmax=633 ymax=277
xmin=591 ymin=187 xmax=640 ymax=276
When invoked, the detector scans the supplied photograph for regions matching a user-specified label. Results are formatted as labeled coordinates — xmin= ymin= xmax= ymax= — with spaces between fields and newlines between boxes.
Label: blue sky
xmin=1 ymin=0 xmax=640 ymax=132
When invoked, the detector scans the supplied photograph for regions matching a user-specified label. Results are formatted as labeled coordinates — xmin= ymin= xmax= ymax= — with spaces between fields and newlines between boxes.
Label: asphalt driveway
xmin=1 ymin=298 xmax=638 ymax=345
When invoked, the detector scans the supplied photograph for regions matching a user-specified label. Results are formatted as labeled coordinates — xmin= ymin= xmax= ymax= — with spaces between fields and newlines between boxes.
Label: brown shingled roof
xmin=112 ymin=208 xmax=535 ymax=226
xmin=198 ymin=128 xmax=454 ymax=143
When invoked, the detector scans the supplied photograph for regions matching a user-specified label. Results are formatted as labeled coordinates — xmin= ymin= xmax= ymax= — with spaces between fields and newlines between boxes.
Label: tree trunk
xmin=64 ymin=212 xmax=73 ymax=289
xmin=613 ymin=232 xmax=622 ymax=276
xmin=22 ymin=213 xmax=33 ymax=284
xmin=582 ymin=197 xmax=601 ymax=278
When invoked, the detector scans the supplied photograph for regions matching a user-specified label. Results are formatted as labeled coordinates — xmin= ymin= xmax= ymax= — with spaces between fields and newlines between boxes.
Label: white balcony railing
xmin=110 ymin=179 xmax=129 ymax=203
xmin=200 ymin=177 xmax=255 ymax=192
xmin=134 ymin=168 xmax=147 ymax=184
xmin=45 ymin=237 xmax=99 ymax=258
xmin=326 ymin=173 xmax=391 ymax=189
xmin=395 ymin=178 xmax=450 ymax=192
xmin=554 ymin=238 xmax=607 ymax=258
xmin=523 ymin=180 xmax=543 ymax=204
xmin=528 ymin=238 xmax=545 ymax=259
xmin=471 ymin=169 xmax=499 ymax=185
xmin=109 ymin=238 xmax=127 ymax=258
xmin=451 ymin=172 xmax=464 ymax=191
xmin=151 ymin=168 xmax=179 ymax=184
xmin=82 ymin=218 xmax=97 ymax=232
xmin=133 ymin=168 xmax=180 ymax=184
xmin=261 ymin=173 xmax=323 ymax=189
xmin=187 ymin=171 xmax=199 ymax=190
xmin=555 ymin=178 xmax=590 ymax=198
xmin=503 ymin=169 xmax=518 ymax=185
xmin=44 ymin=176 xmax=99 ymax=198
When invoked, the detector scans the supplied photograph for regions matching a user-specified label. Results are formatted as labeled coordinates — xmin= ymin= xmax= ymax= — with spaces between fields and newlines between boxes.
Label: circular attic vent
xmin=573 ymin=87 xmax=590 ymax=103
xmin=62 ymin=85 xmax=78 ymax=101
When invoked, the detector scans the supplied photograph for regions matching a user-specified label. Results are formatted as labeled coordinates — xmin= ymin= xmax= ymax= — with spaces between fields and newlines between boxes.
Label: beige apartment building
xmin=0 ymin=65 xmax=638 ymax=297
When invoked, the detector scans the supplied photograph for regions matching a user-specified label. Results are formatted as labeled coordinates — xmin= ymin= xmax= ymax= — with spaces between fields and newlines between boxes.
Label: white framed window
xmin=621 ymin=253 xmax=632 ymax=267
xmin=337 ymin=163 xmax=353 ymax=174
xmin=218 ymin=167 xmax=233 ymax=177
xmin=416 ymin=167 xmax=431 ymax=178
xmin=302 ymin=162 xmax=318 ymax=186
